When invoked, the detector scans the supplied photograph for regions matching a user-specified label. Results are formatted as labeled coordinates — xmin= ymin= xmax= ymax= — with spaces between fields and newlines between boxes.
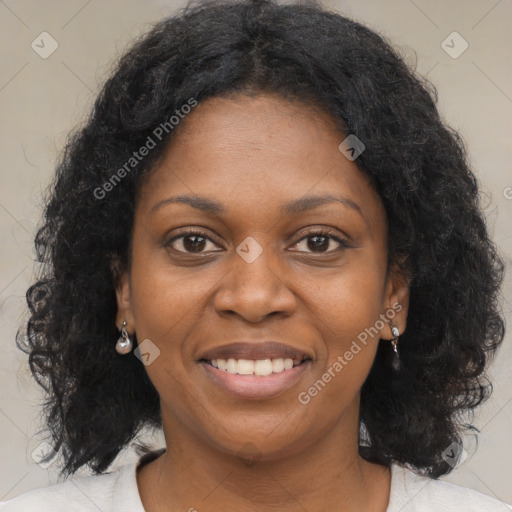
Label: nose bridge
xmin=214 ymin=235 xmax=295 ymax=321
xmin=232 ymin=234 xmax=281 ymax=293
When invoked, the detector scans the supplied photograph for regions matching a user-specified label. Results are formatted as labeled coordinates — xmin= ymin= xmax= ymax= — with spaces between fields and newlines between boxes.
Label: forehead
xmin=137 ymin=93 xmax=384 ymax=230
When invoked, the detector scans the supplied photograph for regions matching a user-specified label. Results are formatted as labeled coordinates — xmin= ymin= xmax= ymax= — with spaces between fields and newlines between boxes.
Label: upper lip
xmin=198 ymin=341 xmax=313 ymax=363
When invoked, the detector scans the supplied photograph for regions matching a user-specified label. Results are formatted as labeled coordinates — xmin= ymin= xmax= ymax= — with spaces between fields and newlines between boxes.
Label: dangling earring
xmin=116 ymin=320 xmax=133 ymax=354
xmin=390 ymin=323 xmax=400 ymax=371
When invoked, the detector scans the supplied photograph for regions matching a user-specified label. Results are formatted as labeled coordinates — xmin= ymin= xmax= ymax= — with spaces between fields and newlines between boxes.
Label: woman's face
xmin=116 ymin=93 xmax=409 ymax=461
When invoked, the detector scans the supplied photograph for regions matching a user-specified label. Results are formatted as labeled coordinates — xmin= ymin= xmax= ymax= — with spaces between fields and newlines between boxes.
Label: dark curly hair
xmin=17 ymin=0 xmax=506 ymax=480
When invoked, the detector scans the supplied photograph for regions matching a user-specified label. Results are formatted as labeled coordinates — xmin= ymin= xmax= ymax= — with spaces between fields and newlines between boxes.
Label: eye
xmin=291 ymin=229 xmax=350 ymax=254
xmin=165 ymin=229 xmax=222 ymax=254
xmin=165 ymin=227 xmax=350 ymax=255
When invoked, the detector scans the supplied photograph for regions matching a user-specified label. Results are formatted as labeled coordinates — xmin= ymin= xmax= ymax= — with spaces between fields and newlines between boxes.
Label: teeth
xmin=272 ymin=358 xmax=284 ymax=373
xmin=255 ymin=359 xmax=273 ymax=376
xmin=238 ymin=359 xmax=257 ymax=375
xmin=226 ymin=358 xmax=237 ymax=374
xmin=210 ymin=358 xmax=300 ymax=376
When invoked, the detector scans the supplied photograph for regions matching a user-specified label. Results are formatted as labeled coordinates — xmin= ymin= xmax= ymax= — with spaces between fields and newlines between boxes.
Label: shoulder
xmin=0 ymin=462 xmax=140 ymax=512
xmin=388 ymin=464 xmax=512 ymax=512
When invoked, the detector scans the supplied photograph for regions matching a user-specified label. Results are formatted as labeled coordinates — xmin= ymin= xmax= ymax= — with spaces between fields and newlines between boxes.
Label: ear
xmin=378 ymin=260 xmax=411 ymax=341
xmin=112 ymin=259 xmax=136 ymax=336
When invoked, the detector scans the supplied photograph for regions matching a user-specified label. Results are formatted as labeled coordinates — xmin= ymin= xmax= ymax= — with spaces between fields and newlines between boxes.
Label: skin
xmin=115 ymin=93 xmax=410 ymax=512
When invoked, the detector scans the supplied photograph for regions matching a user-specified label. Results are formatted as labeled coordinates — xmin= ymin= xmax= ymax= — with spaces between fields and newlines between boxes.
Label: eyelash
xmin=165 ymin=227 xmax=350 ymax=255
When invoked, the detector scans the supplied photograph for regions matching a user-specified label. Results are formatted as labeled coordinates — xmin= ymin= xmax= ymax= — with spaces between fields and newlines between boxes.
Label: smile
xmin=205 ymin=357 xmax=308 ymax=376
xmin=199 ymin=358 xmax=312 ymax=400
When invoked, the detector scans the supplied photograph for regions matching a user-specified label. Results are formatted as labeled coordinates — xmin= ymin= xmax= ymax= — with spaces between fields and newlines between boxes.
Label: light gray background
xmin=1 ymin=0 xmax=511 ymax=504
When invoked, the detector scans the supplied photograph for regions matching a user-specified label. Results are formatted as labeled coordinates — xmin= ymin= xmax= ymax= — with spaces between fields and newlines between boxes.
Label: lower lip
xmin=200 ymin=360 xmax=312 ymax=400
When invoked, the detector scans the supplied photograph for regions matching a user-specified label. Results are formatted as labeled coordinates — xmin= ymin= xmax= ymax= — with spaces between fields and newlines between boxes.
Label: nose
xmin=213 ymin=242 xmax=296 ymax=323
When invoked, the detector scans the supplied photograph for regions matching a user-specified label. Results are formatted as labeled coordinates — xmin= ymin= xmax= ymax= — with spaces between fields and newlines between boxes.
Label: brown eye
xmin=291 ymin=230 xmax=350 ymax=254
xmin=166 ymin=230 xmax=221 ymax=254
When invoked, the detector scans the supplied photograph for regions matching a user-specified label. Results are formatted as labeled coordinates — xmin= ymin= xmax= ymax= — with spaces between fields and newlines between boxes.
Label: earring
xmin=116 ymin=320 xmax=133 ymax=354
xmin=389 ymin=323 xmax=400 ymax=371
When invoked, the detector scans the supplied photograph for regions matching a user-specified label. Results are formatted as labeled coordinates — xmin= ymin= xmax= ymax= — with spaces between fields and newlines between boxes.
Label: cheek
xmin=296 ymin=278 xmax=382 ymax=415
xmin=301 ymin=253 xmax=385 ymax=371
xmin=128 ymin=239 xmax=218 ymax=342
xmin=309 ymin=256 xmax=384 ymax=332
xmin=127 ymin=246 xmax=219 ymax=408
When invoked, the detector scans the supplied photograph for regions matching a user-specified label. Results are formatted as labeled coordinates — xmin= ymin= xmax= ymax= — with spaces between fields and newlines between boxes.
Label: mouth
xmin=196 ymin=341 xmax=314 ymax=399
xmin=199 ymin=357 xmax=313 ymax=400
xmin=199 ymin=356 xmax=311 ymax=376
xmin=198 ymin=341 xmax=313 ymax=368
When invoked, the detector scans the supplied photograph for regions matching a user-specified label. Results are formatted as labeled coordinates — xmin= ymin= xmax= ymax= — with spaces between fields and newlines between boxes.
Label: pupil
xmin=184 ymin=235 xmax=205 ymax=252
xmin=308 ymin=235 xmax=328 ymax=252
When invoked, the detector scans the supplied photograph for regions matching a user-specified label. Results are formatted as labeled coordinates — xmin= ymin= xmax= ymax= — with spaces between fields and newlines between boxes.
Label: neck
xmin=137 ymin=404 xmax=391 ymax=512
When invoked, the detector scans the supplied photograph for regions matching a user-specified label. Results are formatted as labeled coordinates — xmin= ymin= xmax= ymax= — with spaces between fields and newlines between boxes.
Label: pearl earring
xmin=116 ymin=320 xmax=133 ymax=354
xmin=389 ymin=323 xmax=400 ymax=371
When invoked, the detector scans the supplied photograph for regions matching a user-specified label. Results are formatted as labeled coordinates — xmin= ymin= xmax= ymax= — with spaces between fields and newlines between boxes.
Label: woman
xmin=1 ymin=0 xmax=510 ymax=510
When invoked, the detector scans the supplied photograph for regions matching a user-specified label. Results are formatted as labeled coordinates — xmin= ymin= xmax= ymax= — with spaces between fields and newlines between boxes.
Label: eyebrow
xmin=150 ymin=193 xmax=364 ymax=219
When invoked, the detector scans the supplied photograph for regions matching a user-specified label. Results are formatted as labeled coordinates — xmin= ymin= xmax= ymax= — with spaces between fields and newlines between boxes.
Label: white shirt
xmin=1 ymin=452 xmax=511 ymax=511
